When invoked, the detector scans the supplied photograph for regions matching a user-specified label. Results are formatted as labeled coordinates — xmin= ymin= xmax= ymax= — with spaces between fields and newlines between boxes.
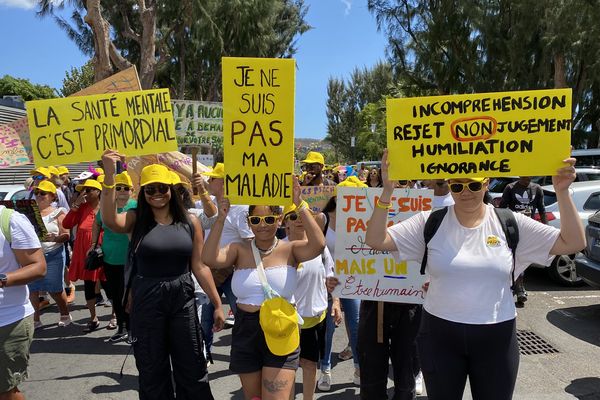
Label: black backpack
xmin=420 ymin=207 xmax=520 ymax=289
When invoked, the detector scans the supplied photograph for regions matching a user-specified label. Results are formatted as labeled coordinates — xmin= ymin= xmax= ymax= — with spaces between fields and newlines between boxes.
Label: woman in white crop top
xmin=202 ymin=178 xmax=326 ymax=400
xmin=365 ymin=149 xmax=586 ymax=400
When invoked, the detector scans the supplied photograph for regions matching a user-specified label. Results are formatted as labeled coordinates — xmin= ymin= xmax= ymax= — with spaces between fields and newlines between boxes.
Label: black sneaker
xmin=516 ymin=292 xmax=528 ymax=304
xmin=95 ymin=295 xmax=106 ymax=307
xmin=109 ymin=331 xmax=128 ymax=342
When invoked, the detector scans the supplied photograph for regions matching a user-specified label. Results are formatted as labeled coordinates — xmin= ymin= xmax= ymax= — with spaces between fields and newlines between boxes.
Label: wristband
xmin=199 ymin=191 xmax=210 ymax=197
xmin=297 ymin=200 xmax=309 ymax=211
xmin=102 ymin=182 xmax=116 ymax=189
xmin=376 ymin=199 xmax=392 ymax=209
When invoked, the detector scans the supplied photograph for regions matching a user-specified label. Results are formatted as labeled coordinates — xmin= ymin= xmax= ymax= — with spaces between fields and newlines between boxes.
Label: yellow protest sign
xmin=26 ymin=89 xmax=177 ymax=167
xmin=222 ymin=57 xmax=295 ymax=205
xmin=386 ymin=89 xmax=572 ymax=179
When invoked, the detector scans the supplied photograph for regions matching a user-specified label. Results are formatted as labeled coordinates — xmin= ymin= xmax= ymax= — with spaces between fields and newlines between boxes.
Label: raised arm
xmin=365 ymin=149 xmax=400 ymax=251
xmin=100 ymin=150 xmax=136 ymax=234
xmin=291 ymin=176 xmax=326 ymax=263
xmin=550 ymin=157 xmax=586 ymax=255
xmin=201 ymin=197 xmax=239 ymax=268
xmin=192 ymin=173 xmax=218 ymax=218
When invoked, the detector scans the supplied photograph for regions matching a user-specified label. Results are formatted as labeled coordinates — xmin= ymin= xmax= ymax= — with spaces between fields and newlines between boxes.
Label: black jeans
xmin=417 ymin=310 xmax=519 ymax=400
xmin=103 ymin=262 xmax=129 ymax=330
xmin=358 ymin=301 xmax=422 ymax=400
xmin=130 ymin=273 xmax=213 ymax=400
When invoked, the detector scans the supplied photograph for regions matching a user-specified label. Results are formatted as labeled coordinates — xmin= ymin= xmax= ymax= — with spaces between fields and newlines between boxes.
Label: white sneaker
xmin=57 ymin=314 xmax=72 ymax=327
xmin=353 ymin=368 xmax=360 ymax=386
xmin=317 ymin=370 xmax=331 ymax=391
xmin=415 ymin=371 xmax=423 ymax=395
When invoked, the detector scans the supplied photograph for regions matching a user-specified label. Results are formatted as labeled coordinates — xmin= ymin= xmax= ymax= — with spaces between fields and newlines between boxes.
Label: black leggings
xmin=83 ymin=280 xmax=97 ymax=301
xmin=417 ymin=310 xmax=519 ymax=400
xmin=103 ymin=262 xmax=129 ymax=330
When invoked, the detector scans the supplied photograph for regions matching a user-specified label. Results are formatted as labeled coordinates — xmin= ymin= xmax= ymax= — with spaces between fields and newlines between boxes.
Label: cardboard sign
xmin=72 ymin=66 xmax=141 ymax=97
xmin=386 ymin=89 xmax=572 ymax=179
xmin=172 ymin=100 xmax=223 ymax=148
xmin=0 ymin=200 xmax=48 ymax=240
xmin=222 ymin=57 xmax=295 ymax=205
xmin=301 ymin=185 xmax=335 ymax=212
xmin=0 ymin=124 xmax=30 ymax=168
xmin=26 ymin=89 xmax=178 ymax=167
xmin=332 ymin=187 xmax=430 ymax=304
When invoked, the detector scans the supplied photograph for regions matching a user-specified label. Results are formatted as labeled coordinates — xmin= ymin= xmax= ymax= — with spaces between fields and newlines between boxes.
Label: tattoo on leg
xmin=263 ymin=378 xmax=288 ymax=393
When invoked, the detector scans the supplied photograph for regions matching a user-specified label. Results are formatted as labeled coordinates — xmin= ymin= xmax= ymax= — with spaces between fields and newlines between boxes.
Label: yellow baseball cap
xmin=169 ymin=171 xmax=190 ymax=187
xmin=302 ymin=151 xmax=325 ymax=165
xmin=57 ymin=166 xmax=70 ymax=175
xmin=140 ymin=164 xmax=173 ymax=186
xmin=446 ymin=177 xmax=488 ymax=182
xmin=30 ymin=167 xmax=51 ymax=179
xmin=75 ymin=179 xmax=103 ymax=192
xmin=259 ymin=297 xmax=300 ymax=356
xmin=334 ymin=175 xmax=367 ymax=195
xmin=95 ymin=167 xmax=105 ymax=175
xmin=115 ymin=171 xmax=133 ymax=187
xmin=282 ymin=203 xmax=297 ymax=218
xmin=201 ymin=163 xmax=225 ymax=179
xmin=48 ymin=166 xmax=60 ymax=176
xmin=36 ymin=180 xmax=57 ymax=194
xmin=97 ymin=175 xmax=105 ymax=184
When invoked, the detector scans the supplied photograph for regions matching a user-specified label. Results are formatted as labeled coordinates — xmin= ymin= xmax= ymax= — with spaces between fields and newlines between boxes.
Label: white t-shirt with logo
xmin=388 ymin=204 xmax=559 ymax=324
xmin=295 ymin=246 xmax=334 ymax=318
xmin=0 ymin=210 xmax=42 ymax=327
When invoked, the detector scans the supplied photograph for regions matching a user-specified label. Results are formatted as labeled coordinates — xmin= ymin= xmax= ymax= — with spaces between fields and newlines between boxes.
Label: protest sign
xmin=0 ymin=124 xmax=30 ymax=168
xmin=300 ymin=185 xmax=335 ymax=212
xmin=172 ymin=100 xmax=223 ymax=148
xmin=332 ymin=187 xmax=430 ymax=304
xmin=222 ymin=57 xmax=295 ymax=205
xmin=386 ymin=88 xmax=572 ymax=179
xmin=0 ymin=200 xmax=47 ymax=240
xmin=26 ymin=89 xmax=177 ymax=167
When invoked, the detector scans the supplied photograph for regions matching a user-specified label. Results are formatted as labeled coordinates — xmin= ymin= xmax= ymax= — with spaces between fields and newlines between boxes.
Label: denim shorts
xmin=28 ymin=247 xmax=65 ymax=293
xmin=0 ymin=317 xmax=34 ymax=393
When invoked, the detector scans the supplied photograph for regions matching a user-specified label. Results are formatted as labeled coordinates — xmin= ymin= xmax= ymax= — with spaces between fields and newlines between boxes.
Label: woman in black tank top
xmin=100 ymin=150 xmax=224 ymax=400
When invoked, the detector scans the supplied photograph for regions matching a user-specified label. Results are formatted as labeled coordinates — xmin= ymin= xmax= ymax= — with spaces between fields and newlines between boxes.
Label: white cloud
xmin=340 ymin=0 xmax=352 ymax=16
xmin=0 ymin=0 xmax=37 ymax=9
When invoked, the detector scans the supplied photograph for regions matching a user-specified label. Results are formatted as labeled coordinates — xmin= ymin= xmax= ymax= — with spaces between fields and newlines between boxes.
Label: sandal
xmin=107 ymin=318 xmax=118 ymax=330
xmin=83 ymin=320 xmax=100 ymax=333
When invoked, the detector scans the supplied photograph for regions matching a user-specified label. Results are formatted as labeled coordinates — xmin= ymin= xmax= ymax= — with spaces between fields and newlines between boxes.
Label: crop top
xmin=136 ymin=222 xmax=193 ymax=278
xmin=231 ymin=265 xmax=297 ymax=306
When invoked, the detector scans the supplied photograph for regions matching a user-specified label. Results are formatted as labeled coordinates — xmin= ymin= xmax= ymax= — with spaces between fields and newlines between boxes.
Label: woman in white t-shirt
xmin=365 ymin=149 xmax=585 ymax=400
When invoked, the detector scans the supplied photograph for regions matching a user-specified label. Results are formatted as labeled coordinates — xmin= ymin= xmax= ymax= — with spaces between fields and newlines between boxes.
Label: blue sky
xmin=0 ymin=0 xmax=388 ymax=139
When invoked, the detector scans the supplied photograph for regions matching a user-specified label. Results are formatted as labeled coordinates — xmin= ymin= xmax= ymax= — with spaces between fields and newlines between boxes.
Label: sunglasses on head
xmin=248 ymin=215 xmax=278 ymax=226
xmin=449 ymin=181 xmax=485 ymax=194
xmin=34 ymin=190 xmax=51 ymax=196
xmin=144 ymin=184 xmax=170 ymax=196
xmin=115 ymin=186 xmax=131 ymax=192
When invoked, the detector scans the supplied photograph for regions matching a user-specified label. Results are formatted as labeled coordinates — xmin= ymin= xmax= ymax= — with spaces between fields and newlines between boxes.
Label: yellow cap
xmin=30 ymin=167 xmax=51 ymax=179
xmin=283 ymin=203 xmax=297 ymax=218
xmin=201 ymin=163 xmax=225 ymax=179
xmin=446 ymin=177 xmax=488 ymax=182
xmin=57 ymin=166 xmax=69 ymax=175
xmin=36 ymin=180 xmax=57 ymax=194
xmin=97 ymin=174 xmax=105 ymax=184
xmin=169 ymin=171 xmax=190 ymax=187
xmin=334 ymin=175 xmax=367 ymax=196
xmin=259 ymin=297 xmax=300 ymax=356
xmin=115 ymin=171 xmax=133 ymax=187
xmin=95 ymin=167 xmax=104 ymax=175
xmin=75 ymin=179 xmax=103 ymax=192
xmin=48 ymin=166 xmax=60 ymax=176
xmin=302 ymin=151 xmax=325 ymax=165
xmin=140 ymin=164 xmax=173 ymax=186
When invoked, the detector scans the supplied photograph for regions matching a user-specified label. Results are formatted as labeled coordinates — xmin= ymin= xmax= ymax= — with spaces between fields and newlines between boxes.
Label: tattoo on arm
xmin=263 ymin=378 xmax=288 ymax=393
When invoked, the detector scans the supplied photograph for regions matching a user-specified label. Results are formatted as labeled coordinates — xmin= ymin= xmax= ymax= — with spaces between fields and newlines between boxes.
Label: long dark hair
xmin=130 ymin=185 xmax=191 ymax=247
xmin=322 ymin=196 xmax=337 ymax=214
xmin=367 ymin=168 xmax=383 ymax=188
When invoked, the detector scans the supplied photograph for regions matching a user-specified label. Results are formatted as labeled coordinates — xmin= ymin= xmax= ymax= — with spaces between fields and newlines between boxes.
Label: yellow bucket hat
xmin=115 ymin=171 xmax=133 ymax=187
xmin=75 ymin=179 xmax=103 ymax=192
xmin=301 ymin=151 xmax=325 ymax=165
xmin=201 ymin=163 xmax=225 ymax=179
xmin=36 ymin=180 xmax=57 ymax=194
xmin=259 ymin=297 xmax=300 ymax=356
xmin=57 ymin=166 xmax=69 ymax=175
xmin=334 ymin=175 xmax=367 ymax=195
xmin=140 ymin=164 xmax=173 ymax=186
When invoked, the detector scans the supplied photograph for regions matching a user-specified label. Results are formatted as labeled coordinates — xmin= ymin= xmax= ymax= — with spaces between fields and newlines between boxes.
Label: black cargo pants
xmin=130 ymin=273 xmax=213 ymax=400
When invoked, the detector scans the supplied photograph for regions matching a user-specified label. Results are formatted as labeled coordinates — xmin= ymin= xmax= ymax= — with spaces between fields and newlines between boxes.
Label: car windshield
xmin=0 ymin=192 xmax=7 ymax=201
xmin=543 ymin=190 xmax=557 ymax=206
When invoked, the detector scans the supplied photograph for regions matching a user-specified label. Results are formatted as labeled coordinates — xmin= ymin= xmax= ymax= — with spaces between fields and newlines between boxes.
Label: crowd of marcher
xmin=0 ymin=147 xmax=585 ymax=400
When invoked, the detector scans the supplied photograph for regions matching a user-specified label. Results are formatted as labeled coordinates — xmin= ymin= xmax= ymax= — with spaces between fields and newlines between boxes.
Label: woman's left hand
xmin=292 ymin=175 xmax=302 ymax=206
xmin=325 ymin=277 xmax=339 ymax=293
xmin=213 ymin=308 xmax=225 ymax=332
xmin=552 ymin=157 xmax=577 ymax=192
xmin=332 ymin=300 xmax=343 ymax=326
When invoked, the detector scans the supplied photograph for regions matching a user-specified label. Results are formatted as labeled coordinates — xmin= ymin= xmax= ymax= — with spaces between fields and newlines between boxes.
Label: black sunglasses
xmin=115 ymin=186 xmax=131 ymax=192
xmin=286 ymin=213 xmax=299 ymax=221
xmin=34 ymin=190 xmax=51 ymax=196
xmin=449 ymin=181 xmax=485 ymax=194
xmin=144 ymin=184 xmax=170 ymax=196
xmin=398 ymin=180 xmax=409 ymax=185
xmin=248 ymin=215 xmax=278 ymax=226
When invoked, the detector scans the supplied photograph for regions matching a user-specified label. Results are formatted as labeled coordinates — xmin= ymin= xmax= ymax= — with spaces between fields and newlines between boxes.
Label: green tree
xmin=0 ymin=75 xmax=56 ymax=100
xmin=60 ymin=61 xmax=95 ymax=96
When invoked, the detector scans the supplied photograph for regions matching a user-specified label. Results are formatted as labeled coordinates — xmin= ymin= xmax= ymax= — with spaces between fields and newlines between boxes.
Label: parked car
xmin=528 ymin=181 xmax=600 ymax=286
xmin=0 ymin=184 xmax=30 ymax=201
xmin=574 ymin=210 xmax=600 ymax=288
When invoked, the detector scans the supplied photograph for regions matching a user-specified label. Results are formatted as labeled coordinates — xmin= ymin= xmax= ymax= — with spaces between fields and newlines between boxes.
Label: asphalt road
xmin=20 ymin=267 xmax=600 ymax=399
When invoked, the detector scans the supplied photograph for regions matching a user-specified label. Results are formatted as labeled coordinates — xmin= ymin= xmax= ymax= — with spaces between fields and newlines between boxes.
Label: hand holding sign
xmin=552 ymin=156 xmax=577 ymax=192
xmin=380 ymin=149 xmax=394 ymax=191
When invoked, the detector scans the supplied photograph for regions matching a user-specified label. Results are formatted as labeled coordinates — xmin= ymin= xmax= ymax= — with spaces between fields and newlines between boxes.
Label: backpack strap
xmin=420 ymin=207 xmax=448 ymax=275
xmin=493 ymin=207 xmax=520 ymax=289
xmin=0 ymin=206 xmax=15 ymax=244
